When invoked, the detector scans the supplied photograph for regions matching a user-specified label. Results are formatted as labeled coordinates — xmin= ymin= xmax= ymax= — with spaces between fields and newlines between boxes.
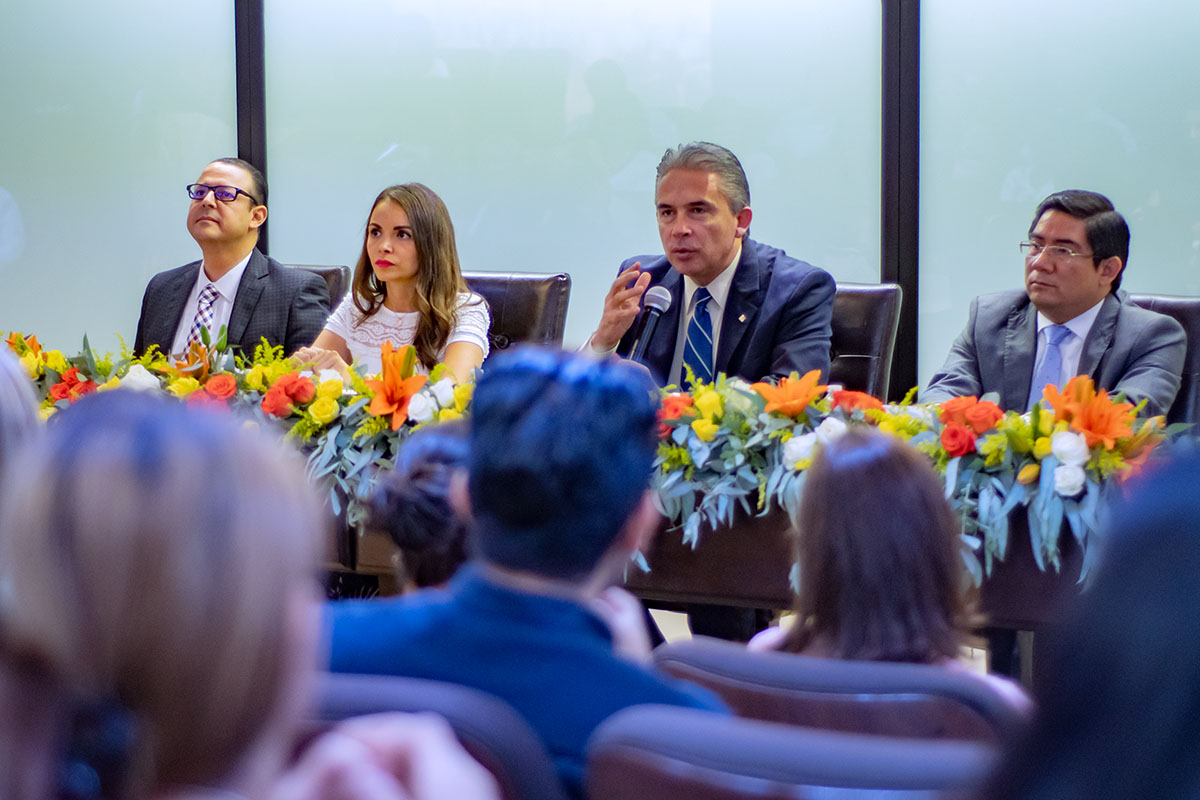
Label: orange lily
xmin=1044 ymin=376 xmax=1134 ymax=449
xmin=751 ymin=370 xmax=827 ymax=418
xmin=162 ymin=341 xmax=211 ymax=384
xmin=5 ymin=332 xmax=40 ymax=356
xmin=366 ymin=342 xmax=428 ymax=430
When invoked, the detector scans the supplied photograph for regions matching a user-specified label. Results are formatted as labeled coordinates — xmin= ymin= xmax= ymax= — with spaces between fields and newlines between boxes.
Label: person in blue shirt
xmin=328 ymin=348 xmax=727 ymax=798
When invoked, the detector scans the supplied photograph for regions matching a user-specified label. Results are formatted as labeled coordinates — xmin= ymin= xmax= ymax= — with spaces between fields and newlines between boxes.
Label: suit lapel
xmin=227 ymin=249 xmax=267 ymax=346
xmin=1001 ymin=301 xmax=1037 ymax=410
xmin=647 ymin=267 xmax=683 ymax=380
xmin=154 ymin=265 xmax=200 ymax=352
xmin=715 ymin=241 xmax=763 ymax=375
xmin=1078 ymin=293 xmax=1120 ymax=379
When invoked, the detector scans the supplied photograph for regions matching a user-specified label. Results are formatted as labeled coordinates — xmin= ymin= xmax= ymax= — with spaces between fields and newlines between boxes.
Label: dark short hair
xmin=656 ymin=141 xmax=751 ymax=215
xmin=984 ymin=451 xmax=1200 ymax=799
xmin=1029 ymin=190 xmax=1128 ymax=291
xmin=467 ymin=349 xmax=658 ymax=580
xmin=368 ymin=420 xmax=470 ymax=588
xmin=783 ymin=428 xmax=968 ymax=663
xmin=211 ymin=157 xmax=267 ymax=207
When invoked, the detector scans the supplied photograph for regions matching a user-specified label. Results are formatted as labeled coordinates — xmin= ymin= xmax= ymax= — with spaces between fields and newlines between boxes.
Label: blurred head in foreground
xmin=0 ymin=391 xmax=326 ymax=800
xmin=783 ymin=427 xmax=968 ymax=663
xmin=368 ymin=419 xmax=471 ymax=590
xmin=0 ymin=346 xmax=40 ymax=488
xmin=467 ymin=348 xmax=660 ymax=583
xmin=986 ymin=453 xmax=1200 ymax=800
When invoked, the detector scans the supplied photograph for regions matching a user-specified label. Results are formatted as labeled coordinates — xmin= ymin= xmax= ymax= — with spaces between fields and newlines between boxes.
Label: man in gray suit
xmin=923 ymin=190 xmax=1185 ymax=417
xmin=134 ymin=158 xmax=329 ymax=358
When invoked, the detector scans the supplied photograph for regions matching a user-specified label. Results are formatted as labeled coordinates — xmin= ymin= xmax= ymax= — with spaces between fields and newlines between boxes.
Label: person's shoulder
xmin=970 ymin=289 xmax=1029 ymax=325
xmin=620 ymin=251 xmax=672 ymax=277
xmin=146 ymin=260 xmax=201 ymax=288
xmin=261 ymin=253 xmax=328 ymax=290
xmin=1114 ymin=292 xmax=1186 ymax=335
xmin=744 ymin=239 xmax=832 ymax=286
xmin=587 ymin=648 xmax=729 ymax=713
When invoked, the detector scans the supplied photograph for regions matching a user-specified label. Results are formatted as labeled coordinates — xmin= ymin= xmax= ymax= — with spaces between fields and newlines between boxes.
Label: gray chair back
xmin=463 ymin=271 xmax=571 ymax=355
xmin=654 ymin=638 xmax=1027 ymax=745
xmin=586 ymin=705 xmax=998 ymax=800
xmin=1128 ymin=292 xmax=1200 ymax=424
xmin=288 ymin=263 xmax=352 ymax=307
xmin=830 ymin=282 xmax=903 ymax=398
xmin=312 ymin=672 xmax=569 ymax=800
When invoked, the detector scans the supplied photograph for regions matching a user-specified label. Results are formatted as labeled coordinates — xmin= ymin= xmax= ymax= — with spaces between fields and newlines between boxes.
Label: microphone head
xmin=643 ymin=286 xmax=672 ymax=313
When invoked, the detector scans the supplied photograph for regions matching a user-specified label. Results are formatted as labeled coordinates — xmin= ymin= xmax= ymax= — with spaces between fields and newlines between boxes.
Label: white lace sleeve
xmin=445 ymin=292 xmax=492 ymax=358
xmin=323 ymin=292 xmax=359 ymax=341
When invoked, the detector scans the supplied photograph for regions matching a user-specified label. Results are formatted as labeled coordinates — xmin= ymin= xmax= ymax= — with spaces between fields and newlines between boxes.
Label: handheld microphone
xmin=629 ymin=286 xmax=673 ymax=365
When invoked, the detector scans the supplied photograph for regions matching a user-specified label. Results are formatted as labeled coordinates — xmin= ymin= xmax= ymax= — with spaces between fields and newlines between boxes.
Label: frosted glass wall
xmin=919 ymin=0 xmax=1200 ymax=386
xmin=0 ymin=2 xmax=237 ymax=354
xmin=264 ymin=0 xmax=882 ymax=347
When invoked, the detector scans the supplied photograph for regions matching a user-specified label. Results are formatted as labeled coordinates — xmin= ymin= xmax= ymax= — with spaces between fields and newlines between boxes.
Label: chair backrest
xmin=654 ymin=638 xmax=1026 ymax=745
xmin=586 ymin=705 xmax=998 ymax=800
xmin=829 ymin=282 xmax=903 ymax=398
xmin=313 ymin=672 xmax=569 ymax=800
xmin=462 ymin=271 xmax=571 ymax=355
xmin=288 ymin=263 xmax=352 ymax=307
xmin=1128 ymin=292 xmax=1200 ymax=424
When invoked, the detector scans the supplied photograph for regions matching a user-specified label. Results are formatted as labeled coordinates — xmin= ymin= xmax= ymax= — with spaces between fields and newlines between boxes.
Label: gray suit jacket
xmin=133 ymin=249 xmax=330 ymax=358
xmin=922 ymin=290 xmax=1186 ymax=417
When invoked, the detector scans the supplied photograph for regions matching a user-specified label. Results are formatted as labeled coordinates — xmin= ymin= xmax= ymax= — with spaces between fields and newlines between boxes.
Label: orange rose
xmin=188 ymin=390 xmax=228 ymax=409
xmin=274 ymin=373 xmax=317 ymax=405
xmin=938 ymin=395 xmax=978 ymax=427
xmin=204 ymin=373 xmax=238 ymax=399
xmin=940 ymin=422 xmax=977 ymax=458
xmin=657 ymin=393 xmax=696 ymax=437
xmin=963 ymin=400 xmax=1003 ymax=435
xmin=49 ymin=367 xmax=97 ymax=404
xmin=261 ymin=385 xmax=294 ymax=418
xmin=831 ymin=390 xmax=884 ymax=412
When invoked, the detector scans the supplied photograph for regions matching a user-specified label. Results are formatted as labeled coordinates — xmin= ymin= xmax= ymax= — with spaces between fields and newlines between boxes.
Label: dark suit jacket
xmin=133 ymin=249 xmax=330 ymax=357
xmin=922 ymin=290 xmax=1186 ymax=417
xmin=615 ymin=238 xmax=835 ymax=384
xmin=327 ymin=566 xmax=726 ymax=800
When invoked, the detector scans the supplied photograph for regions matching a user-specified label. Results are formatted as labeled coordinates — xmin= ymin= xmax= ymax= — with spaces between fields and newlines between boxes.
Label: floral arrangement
xmin=653 ymin=368 xmax=1178 ymax=585
xmin=3 ymin=331 xmax=471 ymax=528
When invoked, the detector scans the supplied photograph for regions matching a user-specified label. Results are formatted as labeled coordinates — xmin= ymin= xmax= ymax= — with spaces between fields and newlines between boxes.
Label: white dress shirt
xmin=169 ymin=253 xmax=252 ymax=357
xmin=1031 ymin=299 xmax=1105 ymax=388
xmin=667 ymin=244 xmax=741 ymax=385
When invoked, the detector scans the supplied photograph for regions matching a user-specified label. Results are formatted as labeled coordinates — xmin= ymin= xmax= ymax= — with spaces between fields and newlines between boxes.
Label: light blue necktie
xmin=1027 ymin=324 xmax=1073 ymax=410
xmin=683 ymin=288 xmax=714 ymax=386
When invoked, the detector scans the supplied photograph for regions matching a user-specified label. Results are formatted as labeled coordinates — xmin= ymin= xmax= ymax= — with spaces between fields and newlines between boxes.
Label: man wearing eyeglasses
xmin=133 ymin=158 xmax=330 ymax=358
xmin=922 ymin=190 xmax=1185 ymax=417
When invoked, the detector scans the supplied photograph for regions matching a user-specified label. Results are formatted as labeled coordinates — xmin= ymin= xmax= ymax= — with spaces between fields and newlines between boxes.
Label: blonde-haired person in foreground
xmin=0 ymin=390 xmax=497 ymax=800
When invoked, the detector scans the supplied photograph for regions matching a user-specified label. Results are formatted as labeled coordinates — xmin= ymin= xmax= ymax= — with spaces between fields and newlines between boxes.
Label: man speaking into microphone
xmin=586 ymin=142 xmax=835 ymax=388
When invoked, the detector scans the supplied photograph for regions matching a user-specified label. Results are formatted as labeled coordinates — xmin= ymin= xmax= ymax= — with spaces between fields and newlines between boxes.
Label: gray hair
xmin=655 ymin=142 xmax=751 ymax=214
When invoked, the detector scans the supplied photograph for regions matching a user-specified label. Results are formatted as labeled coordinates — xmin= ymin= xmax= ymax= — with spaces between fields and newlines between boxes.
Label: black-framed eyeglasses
xmin=1019 ymin=241 xmax=1094 ymax=260
xmin=186 ymin=183 xmax=259 ymax=205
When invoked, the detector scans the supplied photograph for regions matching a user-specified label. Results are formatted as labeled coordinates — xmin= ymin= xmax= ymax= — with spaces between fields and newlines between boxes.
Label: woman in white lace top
xmin=294 ymin=184 xmax=489 ymax=381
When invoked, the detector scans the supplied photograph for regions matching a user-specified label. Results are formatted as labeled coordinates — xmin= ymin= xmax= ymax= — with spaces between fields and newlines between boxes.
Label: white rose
xmin=431 ymin=378 xmax=455 ymax=407
xmin=1051 ymin=430 xmax=1090 ymax=467
xmin=724 ymin=386 xmax=755 ymax=415
xmin=317 ymin=368 xmax=345 ymax=387
xmin=407 ymin=392 xmax=435 ymax=423
xmin=783 ymin=432 xmax=818 ymax=466
xmin=119 ymin=364 xmax=162 ymax=393
xmin=1054 ymin=464 xmax=1087 ymax=498
xmin=814 ymin=416 xmax=847 ymax=445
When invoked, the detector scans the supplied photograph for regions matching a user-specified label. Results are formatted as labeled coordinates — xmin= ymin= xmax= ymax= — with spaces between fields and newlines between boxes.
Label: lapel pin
xmin=738 ymin=314 xmax=747 ymax=323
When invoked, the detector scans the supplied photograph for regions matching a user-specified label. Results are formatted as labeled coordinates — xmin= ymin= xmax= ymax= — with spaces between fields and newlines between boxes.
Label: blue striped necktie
xmin=683 ymin=287 xmax=714 ymax=386
xmin=1027 ymin=324 xmax=1073 ymax=410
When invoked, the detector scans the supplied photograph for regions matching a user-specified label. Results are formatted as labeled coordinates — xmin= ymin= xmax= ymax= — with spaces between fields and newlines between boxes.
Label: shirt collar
xmin=1036 ymin=297 xmax=1105 ymax=342
xmin=683 ymin=242 xmax=741 ymax=314
xmin=197 ymin=251 xmax=253 ymax=301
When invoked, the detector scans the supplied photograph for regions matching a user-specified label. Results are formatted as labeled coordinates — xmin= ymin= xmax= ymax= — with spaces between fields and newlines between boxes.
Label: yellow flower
xmin=1033 ymin=436 xmax=1052 ymax=460
xmin=438 ymin=408 xmax=463 ymax=422
xmin=1017 ymin=463 xmax=1041 ymax=484
xmin=245 ymin=365 xmax=268 ymax=392
xmin=694 ymin=388 xmax=723 ymax=420
xmin=979 ymin=433 xmax=1008 ymax=467
xmin=317 ymin=378 xmax=344 ymax=400
xmin=43 ymin=350 xmax=67 ymax=373
xmin=453 ymin=382 xmax=473 ymax=412
xmin=19 ymin=352 xmax=42 ymax=378
xmin=308 ymin=396 xmax=340 ymax=425
xmin=691 ymin=418 xmax=720 ymax=441
xmin=265 ymin=360 xmax=294 ymax=385
xmin=168 ymin=377 xmax=201 ymax=397
xmin=97 ymin=376 xmax=122 ymax=392
xmin=38 ymin=406 xmax=55 ymax=421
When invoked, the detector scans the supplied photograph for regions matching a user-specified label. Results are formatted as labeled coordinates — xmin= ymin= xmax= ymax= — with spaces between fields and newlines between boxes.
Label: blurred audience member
xmin=329 ymin=349 xmax=726 ymax=799
xmin=750 ymin=428 xmax=1029 ymax=711
xmin=0 ymin=346 xmax=39 ymax=480
xmin=985 ymin=453 xmax=1200 ymax=799
xmin=367 ymin=420 xmax=471 ymax=592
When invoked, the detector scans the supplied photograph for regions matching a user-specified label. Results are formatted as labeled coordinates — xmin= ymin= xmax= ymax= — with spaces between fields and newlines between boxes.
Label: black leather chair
xmin=311 ymin=672 xmax=568 ymax=800
xmin=288 ymin=263 xmax=352 ymax=307
xmin=462 ymin=271 xmax=571 ymax=356
xmin=830 ymin=282 xmax=903 ymax=398
xmin=654 ymin=638 xmax=1028 ymax=745
xmin=586 ymin=705 xmax=998 ymax=800
xmin=1128 ymin=292 xmax=1200 ymax=424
